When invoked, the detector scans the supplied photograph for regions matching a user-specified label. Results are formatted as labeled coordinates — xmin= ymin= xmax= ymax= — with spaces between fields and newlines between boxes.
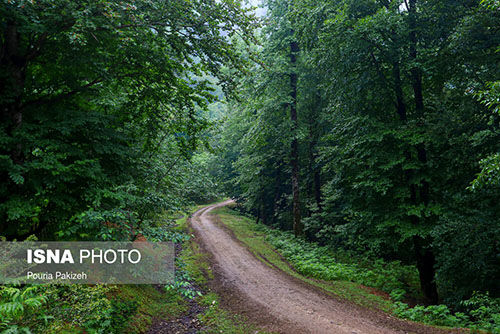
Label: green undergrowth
xmin=116 ymin=285 xmax=187 ymax=333
xmin=0 ymin=284 xmax=185 ymax=334
xmin=0 ymin=202 xmax=222 ymax=334
xmin=197 ymin=292 xmax=273 ymax=334
xmin=212 ymin=206 xmax=395 ymax=311
xmin=213 ymin=206 xmax=500 ymax=333
xmin=177 ymin=220 xmax=213 ymax=286
xmin=176 ymin=206 xmax=274 ymax=334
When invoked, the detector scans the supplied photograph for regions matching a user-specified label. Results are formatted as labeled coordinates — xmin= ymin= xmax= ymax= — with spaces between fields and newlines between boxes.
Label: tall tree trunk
xmin=307 ymin=124 xmax=322 ymax=214
xmin=313 ymin=156 xmax=322 ymax=211
xmin=310 ymin=92 xmax=322 ymax=212
xmin=289 ymin=38 xmax=302 ymax=236
xmin=261 ymin=201 xmax=268 ymax=225
xmin=408 ymin=0 xmax=439 ymax=305
xmin=272 ymin=161 xmax=282 ymax=225
xmin=413 ymin=236 xmax=438 ymax=304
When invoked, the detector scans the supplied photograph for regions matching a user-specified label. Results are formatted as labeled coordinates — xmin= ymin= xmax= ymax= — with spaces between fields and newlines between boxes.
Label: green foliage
xmin=0 ymin=283 xmax=173 ymax=333
xmin=141 ymin=225 xmax=191 ymax=243
xmin=182 ymin=152 xmax=223 ymax=204
xmin=109 ymin=299 xmax=138 ymax=333
xmin=389 ymin=289 xmax=407 ymax=302
xmin=393 ymin=302 xmax=470 ymax=328
xmin=58 ymin=208 xmax=138 ymax=241
xmin=254 ymin=223 xmax=419 ymax=295
xmin=394 ymin=292 xmax=500 ymax=332
xmin=461 ymin=292 xmax=500 ymax=332
xmin=165 ymin=260 xmax=203 ymax=300
xmin=481 ymin=0 xmax=500 ymax=10
xmin=34 ymin=285 xmax=142 ymax=333
xmin=165 ymin=280 xmax=203 ymax=300
xmin=0 ymin=286 xmax=47 ymax=333
xmin=215 ymin=0 xmax=500 ymax=308
xmin=473 ymin=81 xmax=500 ymax=189
xmin=0 ymin=326 xmax=32 ymax=334
xmin=473 ymin=153 xmax=500 ymax=188
xmin=48 ymin=285 xmax=114 ymax=333
xmin=0 ymin=0 xmax=256 ymax=239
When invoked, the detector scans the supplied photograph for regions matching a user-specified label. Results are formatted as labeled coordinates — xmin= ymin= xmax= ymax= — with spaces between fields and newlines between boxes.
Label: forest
xmin=0 ymin=0 xmax=499 ymax=333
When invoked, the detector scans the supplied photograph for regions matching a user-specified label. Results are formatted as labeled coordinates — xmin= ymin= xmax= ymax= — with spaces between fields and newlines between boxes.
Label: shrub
xmin=257 ymin=225 xmax=418 ymax=294
xmin=0 ymin=286 xmax=47 ymax=333
xmin=393 ymin=293 xmax=500 ymax=332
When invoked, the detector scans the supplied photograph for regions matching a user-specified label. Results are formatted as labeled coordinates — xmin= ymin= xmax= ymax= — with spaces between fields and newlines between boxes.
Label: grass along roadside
xmin=211 ymin=206 xmax=396 ymax=311
xmin=172 ymin=201 xmax=275 ymax=334
xmin=0 ymin=201 xmax=250 ymax=334
xmin=0 ymin=206 xmax=193 ymax=334
xmin=211 ymin=205 xmax=500 ymax=333
xmin=0 ymin=282 xmax=187 ymax=333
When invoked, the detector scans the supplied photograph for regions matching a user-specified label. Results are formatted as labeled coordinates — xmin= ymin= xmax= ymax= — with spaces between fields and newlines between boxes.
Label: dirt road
xmin=190 ymin=201 xmax=453 ymax=334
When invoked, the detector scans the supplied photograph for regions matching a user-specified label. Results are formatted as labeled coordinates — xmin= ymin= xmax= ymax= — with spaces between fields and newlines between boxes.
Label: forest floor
xmin=189 ymin=200 xmax=461 ymax=334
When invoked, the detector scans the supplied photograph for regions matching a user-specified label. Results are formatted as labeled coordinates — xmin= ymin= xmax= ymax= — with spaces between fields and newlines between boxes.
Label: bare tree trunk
xmin=307 ymin=92 xmax=322 ymax=213
xmin=261 ymin=200 xmax=268 ymax=226
xmin=272 ymin=160 xmax=282 ymax=225
xmin=289 ymin=38 xmax=302 ymax=236
xmin=408 ymin=0 xmax=438 ymax=305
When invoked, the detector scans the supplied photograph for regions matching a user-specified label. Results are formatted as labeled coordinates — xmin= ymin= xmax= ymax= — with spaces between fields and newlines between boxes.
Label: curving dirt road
xmin=190 ymin=201 xmax=455 ymax=334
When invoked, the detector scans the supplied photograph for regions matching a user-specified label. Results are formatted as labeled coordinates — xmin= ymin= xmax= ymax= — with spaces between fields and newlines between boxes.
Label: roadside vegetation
xmin=175 ymin=209 xmax=274 ymax=334
xmin=1 ymin=0 xmax=499 ymax=332
xmin=0 ymin=205 xmax=270 ymax=333
xmin=0 ymin=0 xmax=256 ymax=332
xmin=214 ymin=205 xmax=500 ymax=333
xmin=207 ymin=0 xmax=500 ymax=332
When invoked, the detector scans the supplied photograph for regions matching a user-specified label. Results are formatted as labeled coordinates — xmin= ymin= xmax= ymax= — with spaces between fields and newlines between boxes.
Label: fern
xmin=0 ymin=286 xmax=47 ymax=332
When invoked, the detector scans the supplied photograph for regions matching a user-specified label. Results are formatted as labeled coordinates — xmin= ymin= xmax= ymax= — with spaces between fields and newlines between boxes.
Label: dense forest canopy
xmin=0 ymin=0 xmax=256 ymax=240
xmin=211 ymin=0 xmax=500 ymax=305
xmin=1 ymin=0 xmax=500 ymax=332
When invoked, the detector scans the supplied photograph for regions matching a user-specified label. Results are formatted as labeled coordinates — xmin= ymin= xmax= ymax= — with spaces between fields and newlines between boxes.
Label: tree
xmin=211 ymin=0 xmax=500 ymax=305
xmin=292 ymin=0 xmax=500 ymax=303
xmin=0 ymin=0 xmax=256 ymax=239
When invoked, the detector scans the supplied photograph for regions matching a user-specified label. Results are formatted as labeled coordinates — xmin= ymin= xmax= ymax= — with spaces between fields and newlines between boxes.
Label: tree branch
xmin=21 ymin=77 xmax=103 ymax=109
